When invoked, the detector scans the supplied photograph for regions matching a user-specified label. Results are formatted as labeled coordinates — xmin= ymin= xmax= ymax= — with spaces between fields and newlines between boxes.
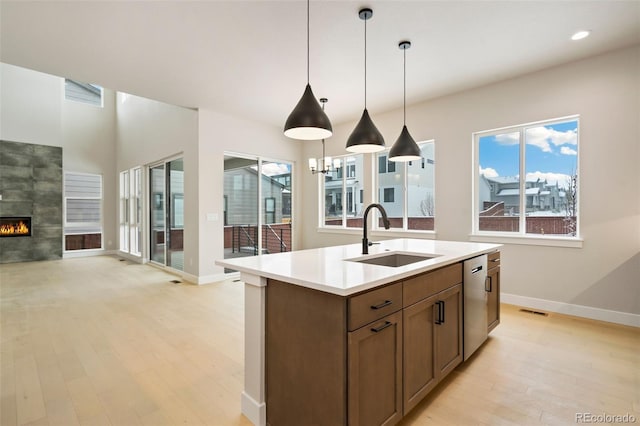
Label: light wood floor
xmin=1 ymin=256 xmax=638 ymax=426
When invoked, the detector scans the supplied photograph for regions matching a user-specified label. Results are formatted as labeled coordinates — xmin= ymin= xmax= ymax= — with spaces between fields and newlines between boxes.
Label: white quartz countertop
xmin=215 ymin=239 xmax=501 ymax=296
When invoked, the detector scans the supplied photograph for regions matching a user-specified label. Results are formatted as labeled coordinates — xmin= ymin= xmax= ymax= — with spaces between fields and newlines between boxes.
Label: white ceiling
xmin=1 ymin=1 xmax=639 ymax=129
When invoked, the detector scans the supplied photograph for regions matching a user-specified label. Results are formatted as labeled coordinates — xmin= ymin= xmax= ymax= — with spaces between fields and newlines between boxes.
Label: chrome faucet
xmin=362 ymin=203 xmax=391 ymax=254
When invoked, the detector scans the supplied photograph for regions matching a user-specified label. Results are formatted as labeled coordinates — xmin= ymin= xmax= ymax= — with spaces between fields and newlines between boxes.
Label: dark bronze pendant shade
xmin=284 ymin=0 xmax=333 ymax=141
xmin=389 ymin=125 xmax=421 ymax=161
xmin=389 ymin=40 xmax=421 ymax=162
xmin=346 ymin=109 xmax=385 ymax=153
xmin=346 ymin=8 xmax=386 ymax=153
xmin=284 ymin=84 xmax=332 ymax=140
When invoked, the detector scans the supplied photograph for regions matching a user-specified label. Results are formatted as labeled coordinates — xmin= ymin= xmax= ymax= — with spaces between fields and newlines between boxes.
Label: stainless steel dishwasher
xmin=463 ymin=254 xmax=488 ymax=360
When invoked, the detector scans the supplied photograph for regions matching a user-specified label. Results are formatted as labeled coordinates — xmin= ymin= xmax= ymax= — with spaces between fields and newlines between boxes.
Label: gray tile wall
xmin=0 ymin=140 xmax=63 ymax=263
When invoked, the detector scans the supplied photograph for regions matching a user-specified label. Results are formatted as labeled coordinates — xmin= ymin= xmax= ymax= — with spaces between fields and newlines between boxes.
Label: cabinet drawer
xmin=488 ymin=251 xmax=500 ymax=269
xmin=348 ymin=282 xmax=402 ymax=331
xmin=403 ymin=263 xmax=462 ymax=307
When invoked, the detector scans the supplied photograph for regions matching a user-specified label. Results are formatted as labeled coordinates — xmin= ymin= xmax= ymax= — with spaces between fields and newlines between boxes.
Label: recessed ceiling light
xmin=571 ymin=30 xmax=591 ymax=41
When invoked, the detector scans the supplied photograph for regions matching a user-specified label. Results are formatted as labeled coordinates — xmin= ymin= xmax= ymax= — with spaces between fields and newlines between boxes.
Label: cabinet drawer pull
xmin=371 ymin=321 xmax=392 ymax=333
xmin=370 ymin=300 xmax=392 ymax=310
xmin=435 ymin=301 xmax=445 ymax=325
xmin=491 ymin=258 xmax=500 ymax=263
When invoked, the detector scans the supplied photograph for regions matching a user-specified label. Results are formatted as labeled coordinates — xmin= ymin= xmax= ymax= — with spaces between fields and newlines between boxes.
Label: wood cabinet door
xmin=402 ymin=295 xmax=438 ymax=415
xmin=348 ymin=311 xmax=403 ymax=426
xmin=434 ymin=284 xmax=463 ymax=379
xmin=487 ymin=267 xmax=500 ymax=333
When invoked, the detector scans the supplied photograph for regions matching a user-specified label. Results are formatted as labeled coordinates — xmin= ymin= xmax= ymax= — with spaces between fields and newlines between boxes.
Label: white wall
xmin=115 ymin=97 xmax=301 ymax=281
xmin=115 ymin=92 xmax=198 ymax=275
xmin=1 ymin=63 xmax=62 ymax=146
xmin=301 ymin=45 xmax=640 ymax=317
xmin=1 ymin=63 xmax=118 ymax=251
xmin=198 ymin=109 xmax=302 ymax=281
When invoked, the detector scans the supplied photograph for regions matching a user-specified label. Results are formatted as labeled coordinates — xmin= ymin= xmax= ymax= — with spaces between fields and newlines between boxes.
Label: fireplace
xmin=0 ymin=217 xmax=32 ymax=237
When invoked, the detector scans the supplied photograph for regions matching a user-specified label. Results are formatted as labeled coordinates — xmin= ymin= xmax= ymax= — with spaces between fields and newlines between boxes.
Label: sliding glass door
xmin=223 ymin=155 xmax=259 ymax=264
xmin=149 ymin=157 xmax=184 ymax=270
xmin=223 ymin=154 xmax=293 ymax=270
xmin=167 ymin=158 xmax=184 ymax=269
xmin=150 ymin=164 xmax=166 ymax=265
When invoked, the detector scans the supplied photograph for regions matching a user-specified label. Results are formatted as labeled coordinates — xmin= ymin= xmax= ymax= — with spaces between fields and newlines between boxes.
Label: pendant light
xmin=284 ymin=0 xmax=332 ymax=140
xmin=309 ymin=98 xmax=341 ymax=174
xmin=389 ymin=40 xmax=421 ymax=162
xmin=346 ymin=8 xmax=385 ymax=153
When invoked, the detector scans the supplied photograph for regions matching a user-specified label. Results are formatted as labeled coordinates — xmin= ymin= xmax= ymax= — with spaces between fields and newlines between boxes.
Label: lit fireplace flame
xmin=0 ymin=221 xmax=30 ymax=235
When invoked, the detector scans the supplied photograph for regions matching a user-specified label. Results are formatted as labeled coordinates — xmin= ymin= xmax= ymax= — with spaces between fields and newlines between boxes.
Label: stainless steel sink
xmin=350 ymin=253 xmax=440 ymax=267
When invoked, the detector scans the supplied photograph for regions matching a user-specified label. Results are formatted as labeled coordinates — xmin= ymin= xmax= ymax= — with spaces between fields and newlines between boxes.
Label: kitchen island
xmin=216 ymin=238 xmax=501 ymax=426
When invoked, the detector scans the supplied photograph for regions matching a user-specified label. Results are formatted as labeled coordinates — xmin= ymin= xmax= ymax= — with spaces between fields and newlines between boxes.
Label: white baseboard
xmin=501 ymin=293 xmax=640 ymax=328
xmin=63 ymin=249 xmax=117 ymax=259
xmin=187 ymin=272 xmax=232 ymax=285
xmin=241 ymin=391 xmax=266 ymax=426
xmin=115 ymin=251 xmax=144 ymax=263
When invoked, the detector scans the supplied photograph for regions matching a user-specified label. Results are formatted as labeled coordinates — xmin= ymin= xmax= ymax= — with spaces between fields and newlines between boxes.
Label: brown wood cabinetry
xmin=402 ymin=294 xmax=437 ymax=412
xmin=265 ymin=262 xmax=464 ymax=426
xmin=348 ymin=311 xmax=403 ymax=426
xmin=402 ymin=266 xmax=462 ymax=415
xmin=434 ymin=284 xmax=463 ymax=377
xmin=487 ymin=251 xmax=501 ymax=333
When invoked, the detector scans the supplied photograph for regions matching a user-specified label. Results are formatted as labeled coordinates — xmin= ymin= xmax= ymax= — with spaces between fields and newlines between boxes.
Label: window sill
xmin=371 ymin=229 xmax=437 ymax=240
xmin=469 ymin=233 xmax=583 ymax=248
xmin=317 ymin=227 xmax=437 ymax=240
xmin=317 ymin=227 xmax=362 ymax=235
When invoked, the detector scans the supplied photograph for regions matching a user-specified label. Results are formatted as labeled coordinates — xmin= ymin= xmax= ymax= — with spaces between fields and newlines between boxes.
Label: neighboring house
xmin=378 ymin=145 xmax=435 ymax=218
xmin=324 ymin=157 xmax=364 ymax=218
xmin=481 ymin=175 xmax=566 ymax=215
xmin=223 ymin=168 xmax=289 ymax=225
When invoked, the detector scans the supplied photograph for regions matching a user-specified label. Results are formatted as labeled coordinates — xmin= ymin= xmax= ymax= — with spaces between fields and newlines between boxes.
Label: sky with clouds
xmin=479 ymin=120 xmax=578 ymax=188
xmin=257 ymin=162 xmax=291 ymax=177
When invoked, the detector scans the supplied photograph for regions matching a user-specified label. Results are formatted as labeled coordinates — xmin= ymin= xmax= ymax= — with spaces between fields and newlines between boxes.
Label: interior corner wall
xmin=301 ymin=45 xmax=640 ymax=316
xmin=115 ymin=93 xmax=198 ymax=275
xmin=0 ymin=63 xmax=118 ymax=253
xmin=197 ymin=108 xmax=302 ymax=281
xmin=62 ymin=84 xmax=117 ymax=251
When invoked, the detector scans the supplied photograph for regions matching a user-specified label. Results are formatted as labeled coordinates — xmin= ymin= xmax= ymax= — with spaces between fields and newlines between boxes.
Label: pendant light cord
xmin=364 ymin=16 xmax=367 ymax=108
xmin=321 ymin=100 xmax=326 ymax=168
xmin=403 ymin=47 xmax=406 ymax=125
xmin=306 ymin=0 xmax=310 ymax=84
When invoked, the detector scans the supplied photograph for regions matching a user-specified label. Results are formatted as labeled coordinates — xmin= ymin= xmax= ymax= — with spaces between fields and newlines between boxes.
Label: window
xmin=474 ymin=116 xmax=579 ymax=238
xmin=375 ymin=141 xmax=435 ymax=231
xmin=64 ymin=172 xmax=103 ymax=251
xmin=119 ymin=170 xmax=130 ymax=252
xmin=265 ymin=197 xmax=276 ymax=224
xmin=64 ymin=79 xmax=103 ymax=107
xmin=378 ymin=155 xmax=396 ymax=174
xmin=119 ymin=168 xmax=142 ymax=256
xmin=321 ymin=154 xmax=365 ymax=228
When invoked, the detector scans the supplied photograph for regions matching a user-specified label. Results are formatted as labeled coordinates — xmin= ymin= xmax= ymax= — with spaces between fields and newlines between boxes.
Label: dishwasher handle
xmin=485 ymin=276 xmax=492 ymax=292
xmin=471 ymin=265 xmax=483 ymax=274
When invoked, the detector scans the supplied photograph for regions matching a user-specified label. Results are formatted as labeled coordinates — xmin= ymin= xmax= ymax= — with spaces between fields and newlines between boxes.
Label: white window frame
xmin=318 ymin=153 xmax=366 ymax=230
xmin=64 ymin=79 xmax=104 ymax=108
xmin=119 ymin=167 xmax=143 ymax=257
xmin=63 ymin=171 xmax=103 ymax=251
xmin=471 ymin=115 xmax=582 ymax=248
xmin=373 ymin=140 xmax=436 ymax=235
